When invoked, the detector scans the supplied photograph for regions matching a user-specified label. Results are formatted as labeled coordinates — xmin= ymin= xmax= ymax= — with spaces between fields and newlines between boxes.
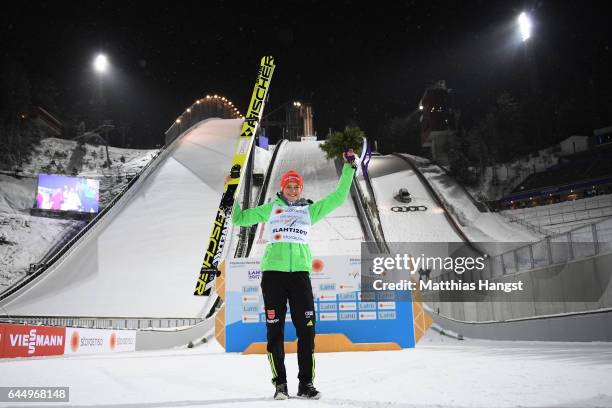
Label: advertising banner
xmin=225 ymin=256 xmax=415 ymax=352
xmin=64 ymin=328 xmax=136 ymax=355
xmin=0 ymin=324 xmax=66 ymax=358
xmin=0 ymin=324 xmax=5 ymax=357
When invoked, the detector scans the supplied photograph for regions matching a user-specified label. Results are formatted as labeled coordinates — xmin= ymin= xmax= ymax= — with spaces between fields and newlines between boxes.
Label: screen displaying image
xmin=35 ymin=174 xmax=100 ymax=213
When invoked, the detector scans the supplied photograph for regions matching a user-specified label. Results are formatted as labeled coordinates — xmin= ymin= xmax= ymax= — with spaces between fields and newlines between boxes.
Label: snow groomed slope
xmin=363 ymin=155 xmax=463 ymax=242
xmin=0 ymin=119 xmax=242 ymax=318
xmin=404 ymin=154 xmax=543 ymax=242
xmin=249 ymin=140 xmax=364 ymax=257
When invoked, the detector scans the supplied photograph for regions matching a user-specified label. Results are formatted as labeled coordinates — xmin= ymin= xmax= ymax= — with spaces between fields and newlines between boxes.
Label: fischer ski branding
xmin=194 ymin=56 xmax=276 ymax=296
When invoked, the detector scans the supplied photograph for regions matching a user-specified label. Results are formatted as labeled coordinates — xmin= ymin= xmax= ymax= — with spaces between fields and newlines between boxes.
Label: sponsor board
xmin=247 ymin=269 xmax=261 ymax=281
xmin=242 ymin=315 xmax=260 ymax=323
xmin=225 ymin=256 xmax=414 ymax=352
xmin=242 ymin=295 xmax=259 ymax=303
xmin=359 ymin=292 xmax=376 ymax=301
xmin=359 ymin=302 xmax=377 ymax=311
xmin=378 ymin=302 xmax=396 ymax=310
xmin=242 ymin=286 xmax=259 ymax=294
xmin=64 ymin=328 xmax=135 ymax=355
xmin=338 ymin=292 xmax=357 ymax=301
xmin=243 ymin=305 xmax=260 ymax=313
xmin=377 ymin=291 xmax=396 ymax=301
xmin=0 ymin=324 xmax=5 ymax=356
xmin=319 ymin=313 xmax=338 ymax=321
xmin=338 ymin=302 xmax=357 ymax=311
xmin=379 ymin=311 xmax=397 ymax=320
xmin=339 ymin=312 xmax=358 ymax=320
xmin=1 ymin=324 xmax=65 ymax=358
xmin=319 ymin=302 xmax=338 ymax=311
xmin=317 ymin=293 xmax=337 ymax=301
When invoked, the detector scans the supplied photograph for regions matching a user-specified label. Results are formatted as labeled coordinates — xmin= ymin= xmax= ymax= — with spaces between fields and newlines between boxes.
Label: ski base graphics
xmin=194 ymin=56 xmax=276 ymax=296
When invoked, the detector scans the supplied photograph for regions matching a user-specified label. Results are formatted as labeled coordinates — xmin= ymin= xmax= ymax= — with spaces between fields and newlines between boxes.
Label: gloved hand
xmin=343 ymin=148 xmax=358 ymax=168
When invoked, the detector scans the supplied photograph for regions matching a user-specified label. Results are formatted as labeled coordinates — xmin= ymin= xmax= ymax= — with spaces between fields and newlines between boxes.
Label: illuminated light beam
xmin=518 ymin=12 xmax=532 ymax=42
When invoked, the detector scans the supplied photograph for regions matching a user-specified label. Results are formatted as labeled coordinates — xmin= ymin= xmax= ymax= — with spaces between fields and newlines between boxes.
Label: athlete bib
xmin=267 ymin=203 xmax=311 ymax=244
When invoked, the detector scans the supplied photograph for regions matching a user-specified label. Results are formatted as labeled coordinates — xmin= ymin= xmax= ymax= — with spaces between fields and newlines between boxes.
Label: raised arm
xmin=231 ymin=201 xmax=274 ymax=227
xmin=308 ymin=163 xmax=356 ymax=224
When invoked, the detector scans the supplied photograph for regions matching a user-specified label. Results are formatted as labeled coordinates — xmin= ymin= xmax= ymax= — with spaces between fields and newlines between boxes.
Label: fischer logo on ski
xmin=194 ymin=56 xmax=276 ymax=296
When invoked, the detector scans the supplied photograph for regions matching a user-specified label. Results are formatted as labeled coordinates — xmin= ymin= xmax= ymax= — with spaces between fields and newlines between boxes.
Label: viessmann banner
xmin=0 ymin=324 xmax=65 ymax=358
xmin=225 ymin=256 xmax=416 ymax=352
xmin=0 ymin=324 xmax=136 ymax=359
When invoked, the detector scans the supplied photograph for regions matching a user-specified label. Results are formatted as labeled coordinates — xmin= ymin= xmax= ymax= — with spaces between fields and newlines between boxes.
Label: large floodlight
xmin=518 ymin=12 xmax=532 ymax=42
xmin=93 ymin=54 xmax=109 ymax=73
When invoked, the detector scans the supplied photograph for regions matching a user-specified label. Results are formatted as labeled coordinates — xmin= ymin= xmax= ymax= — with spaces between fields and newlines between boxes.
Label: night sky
xmin=2 ymin=0 xmax=611 ymax=147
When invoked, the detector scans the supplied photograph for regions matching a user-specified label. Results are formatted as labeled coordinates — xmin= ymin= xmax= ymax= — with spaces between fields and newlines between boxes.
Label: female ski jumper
xmin=232 ymin=161 xmax=356 ymax=399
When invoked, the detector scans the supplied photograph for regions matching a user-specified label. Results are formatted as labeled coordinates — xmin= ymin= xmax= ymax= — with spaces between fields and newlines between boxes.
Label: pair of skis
xmin=193 ymin=56 xmax=276 ymax=296
xmin=192 ymin=56 xmax=371 ymax=297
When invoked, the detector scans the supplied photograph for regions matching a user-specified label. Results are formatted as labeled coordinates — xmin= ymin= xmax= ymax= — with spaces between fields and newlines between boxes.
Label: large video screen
xmin=35 ymin=174 xmax=100 ymax=213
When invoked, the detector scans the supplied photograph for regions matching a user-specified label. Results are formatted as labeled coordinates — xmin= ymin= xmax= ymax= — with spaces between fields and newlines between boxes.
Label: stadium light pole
xmin=92 ymin=53 xmax=112 ymax=167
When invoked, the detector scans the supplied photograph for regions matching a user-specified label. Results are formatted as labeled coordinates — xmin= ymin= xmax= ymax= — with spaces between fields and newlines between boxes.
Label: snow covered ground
xmin=0 ymin=172 xmax=86 ymax=290
xmin=467 ymin=145 xmax=561 ymax=200
xmin=0 ymin=139 xmax=157 ymax=291
xmin=0 ymin=119 xmax=240 ymax=318
xmin=20 ymin=137 xmax=158 ymax=207
xmin=405 ymin=154 xmax=543 ymax=243
xmin=2 ymin=332 xmax=611 ymax=407
xmin=249 ymin=140 xmax=363 ymax=257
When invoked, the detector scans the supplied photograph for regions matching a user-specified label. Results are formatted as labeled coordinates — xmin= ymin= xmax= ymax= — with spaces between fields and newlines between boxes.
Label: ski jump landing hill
xmin=248 ymin=140 xmax=364 ymax=258
xmin=0 ymin=119 xmax=242 ymax=332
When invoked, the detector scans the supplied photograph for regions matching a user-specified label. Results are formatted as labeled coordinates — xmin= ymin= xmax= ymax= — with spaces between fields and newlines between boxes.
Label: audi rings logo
xmin=391 ymin=205 xmax=428 ymax=212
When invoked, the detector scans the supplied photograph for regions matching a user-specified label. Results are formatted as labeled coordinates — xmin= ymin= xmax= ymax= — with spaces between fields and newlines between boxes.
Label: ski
xmin=357 ymin=136 xmax=369 ymax=176
xmin=348 ymin=136 xmax=370 ymax=176
xmin=194 ymin=56 xmax=276 ymax=296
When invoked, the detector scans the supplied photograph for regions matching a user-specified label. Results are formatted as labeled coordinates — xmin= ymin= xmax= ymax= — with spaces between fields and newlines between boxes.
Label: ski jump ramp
xmin=248 ymin=140 xmax=364 ymax=258
xmin=365 ymin=155 xmax=463 ymax=242
xmin=0 ymin=119 xmax=242 ymax=318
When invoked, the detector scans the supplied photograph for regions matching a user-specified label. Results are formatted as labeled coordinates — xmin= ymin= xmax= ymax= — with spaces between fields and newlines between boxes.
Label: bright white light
xmin=94 ymin=54 xmax=109 ymax=73
xmin=518 ymin=12 xmax=532 ymax=42
xmin=419 ymin=105 xmax=424 ymax=110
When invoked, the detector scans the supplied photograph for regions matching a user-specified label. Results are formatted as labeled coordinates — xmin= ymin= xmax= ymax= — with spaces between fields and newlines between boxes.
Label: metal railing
xmin=501 ymin=195 xmax=612 ymax=234
xmin=499 ymin=210 xmax=551 ymax=237
xmin=431 ymin=216 xmax=612 ymax=283
xmin=354 ymin=166 xmax=389 ymax=254
xmin=0 ymin=315 xmax=202 ymax=330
